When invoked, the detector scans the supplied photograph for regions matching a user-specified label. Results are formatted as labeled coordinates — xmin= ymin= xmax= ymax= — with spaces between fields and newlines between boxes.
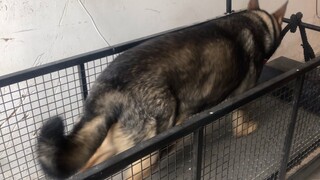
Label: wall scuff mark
xmin=77 ymin=0 xmax=111 ymax=47
xmin=1 ymin=38 xmax=14 ymax=42
xmin=59 ymin=0 xmax=70 ymax=26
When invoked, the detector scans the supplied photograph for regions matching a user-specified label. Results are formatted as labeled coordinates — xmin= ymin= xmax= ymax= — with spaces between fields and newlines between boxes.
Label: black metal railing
xmin=73 ymin=56 xmax=320 ymax=180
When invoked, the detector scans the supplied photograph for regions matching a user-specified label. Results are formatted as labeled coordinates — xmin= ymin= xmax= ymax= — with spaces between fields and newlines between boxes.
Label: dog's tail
xmin=37 ymin=103 xmax=122 ymax=179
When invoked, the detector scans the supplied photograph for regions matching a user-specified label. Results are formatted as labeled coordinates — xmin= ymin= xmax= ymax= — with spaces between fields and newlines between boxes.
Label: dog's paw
xmin=233 ymin=120 xmax=258 ymax=138
xmin=232 ymin=110 xmax=258 ymax=138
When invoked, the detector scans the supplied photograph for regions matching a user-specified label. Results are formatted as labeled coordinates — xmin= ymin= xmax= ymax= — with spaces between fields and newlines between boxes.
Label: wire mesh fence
xmin=0 ymin=50 xmax=126 ymax=179
xmin=1 ymin=56 xmax=320 ymax=180
xmin=287 ymin=67 xmax=320 ymax=170
xmin=201 ymin=82 xmax=296 ymax=180
xmin=0 ymin=66 xmax=86 ymax=179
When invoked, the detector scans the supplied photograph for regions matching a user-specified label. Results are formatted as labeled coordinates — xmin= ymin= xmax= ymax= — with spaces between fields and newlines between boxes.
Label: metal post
xmin=279 ymin=75 xmax=305 ymax=180
xmin=226 ymin=0 xmax=232 ymax=14
xmin=193 ymin=127 xmax=204 ymax=180
xmin=78 ymin=63 xmax=88 ymax=100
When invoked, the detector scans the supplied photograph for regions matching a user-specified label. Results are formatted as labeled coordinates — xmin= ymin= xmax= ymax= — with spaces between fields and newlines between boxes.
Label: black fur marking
xmin=39 ymin=116 xmax=65 ymax=143
xmin=37 ymin=116 xmax=71 ymax=178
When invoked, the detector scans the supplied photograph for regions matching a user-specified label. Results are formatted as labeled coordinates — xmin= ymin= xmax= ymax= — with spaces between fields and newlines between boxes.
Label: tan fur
xmin=80 ymin=122 xmax=134 ymax=171
xmin=247 ymin=0 xmax=260 ymax=10
xmin=80 ymin=124 xmax=117 ymax=171
xmin=80 ymin=120 xmax=158 ymax=179
xmin=232 ymin=109 xmax=258 ymax=137
xmin=77 ymin=116 xmax=104 ymax=141
xmin=126 ymin=154 xmax=159 ymax=180
xmin=273 ymin=1 xmax=289 ymax=26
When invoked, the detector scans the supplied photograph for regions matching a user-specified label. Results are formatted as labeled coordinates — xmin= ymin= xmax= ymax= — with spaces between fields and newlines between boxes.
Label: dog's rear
xmin=38 ymin=90 xmax=124 ymax=178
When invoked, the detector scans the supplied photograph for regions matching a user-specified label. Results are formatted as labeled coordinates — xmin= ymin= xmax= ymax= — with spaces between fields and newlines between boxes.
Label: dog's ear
xmin=248 ymin=0 xmax=260 ymax=10
xmin=273 ymin=1 xmax=288 ymax=26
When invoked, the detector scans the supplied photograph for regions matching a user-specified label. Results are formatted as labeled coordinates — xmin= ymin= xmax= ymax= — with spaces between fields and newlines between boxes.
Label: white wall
xmin=0 ymin=0 xmax=224 ymax=76
xmin=0 ymin=0 xmax=319 ymax=76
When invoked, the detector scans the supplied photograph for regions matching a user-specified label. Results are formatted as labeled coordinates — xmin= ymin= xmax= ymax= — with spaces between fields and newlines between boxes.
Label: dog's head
xmin=247 ymin=0 xmax=288 ymax=60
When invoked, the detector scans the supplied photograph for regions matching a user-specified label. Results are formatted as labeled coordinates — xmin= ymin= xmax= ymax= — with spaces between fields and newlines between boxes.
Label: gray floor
xmin=307 ymin=169 xmax=320 ymax=180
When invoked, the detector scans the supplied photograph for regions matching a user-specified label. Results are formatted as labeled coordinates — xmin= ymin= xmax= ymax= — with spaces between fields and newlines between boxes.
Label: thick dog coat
xmin=37 ymin=0 xmax=288 ymax=179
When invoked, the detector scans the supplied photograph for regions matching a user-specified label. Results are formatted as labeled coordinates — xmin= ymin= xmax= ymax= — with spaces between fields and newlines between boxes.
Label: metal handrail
xmin=1 ymin=18 xmax=319 ymax=88
xmin=0 ymin=18 xmax=218 ymax=87
xmin=73 ymin=56 xmax=320 ymax=179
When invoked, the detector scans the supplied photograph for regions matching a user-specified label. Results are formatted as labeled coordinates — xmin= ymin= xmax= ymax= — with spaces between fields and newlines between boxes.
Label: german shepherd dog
xmin=38 ymin=0 xmax=287 ymax=179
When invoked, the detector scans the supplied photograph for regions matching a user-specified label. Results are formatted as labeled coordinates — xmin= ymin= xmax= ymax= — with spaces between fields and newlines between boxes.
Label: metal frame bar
xmin=0 ymin=19 xmax=317 ymax=88
xmin=283 ymin=18 xmax=320 ymax=32
xmin=279 ymin=75 xmax=305 ymax=180
xmin=193 ymin=128 xmax=204 ymax=180
xmin=287 ymin=150 xmax=320 ymax=179
xmin=78 ymin=64 xmax=88 ymax=99
xmin=226 ymin=0 xmax=232 ymax=13
xmin=0 ymin=19 xmax=217 ymax=87
xmin=0 ymin=16 xmax=317 ymax=88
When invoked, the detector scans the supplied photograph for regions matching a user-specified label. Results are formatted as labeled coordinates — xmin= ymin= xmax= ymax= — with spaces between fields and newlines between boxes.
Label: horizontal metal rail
xmin=0 ymin=18 xmax=218 ymax=88
xmin=0 ymin=16 xmax=319 ymax=88
xmin=73 ymin=56 xmax=320 ymax=179
xmin=283 ymin=17 xmax=320 ymax=32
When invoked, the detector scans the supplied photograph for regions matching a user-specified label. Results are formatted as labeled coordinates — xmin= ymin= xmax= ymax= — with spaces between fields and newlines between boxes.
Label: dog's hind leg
xmin=125 ymin=129 xmax=159 ymax=180
xmin=229 ymin=65 xmax=259 ymax=138
xmin=126 ymin=153 xmax=159 ymax=180
xmin=79 ymin=123 xmax=119 ymax=172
